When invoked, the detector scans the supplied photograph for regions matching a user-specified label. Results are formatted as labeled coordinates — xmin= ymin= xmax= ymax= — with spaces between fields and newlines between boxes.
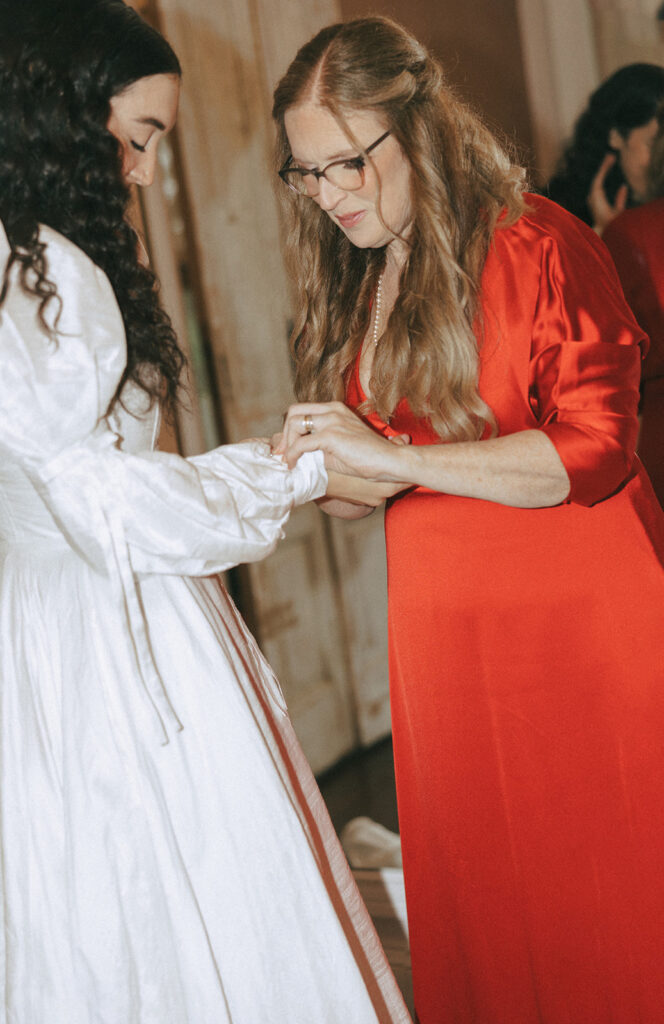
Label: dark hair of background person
xmin=0 ymin=0 xmax=185 ymax=412
xmin=647 ymin=102 xmax=664 ymax=198
xmin=545 ymin=63 xmax=664 ymax=225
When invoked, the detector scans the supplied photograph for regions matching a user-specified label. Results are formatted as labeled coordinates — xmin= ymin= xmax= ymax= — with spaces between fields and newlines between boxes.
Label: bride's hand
xmin=325 ymin=470 xmax=411 ymax=507
xmin=587 ymin=153 xmax=628 ymax=234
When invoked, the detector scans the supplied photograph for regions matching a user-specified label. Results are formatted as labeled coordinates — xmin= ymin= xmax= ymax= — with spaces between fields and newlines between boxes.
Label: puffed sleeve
xmin=0 ymin=224 xmax=326 ymax=745
xmin=0 ymin=224 xmax=326 ymax=577
xmin=34 ymin=439 xmax=325 ymax=577
xmin=528 ymin=224 xmax=646 ymax=507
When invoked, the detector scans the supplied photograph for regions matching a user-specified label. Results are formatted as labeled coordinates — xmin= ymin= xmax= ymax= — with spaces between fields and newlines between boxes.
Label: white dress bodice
xmin=0 ymin=382 xmax=158 ymax=549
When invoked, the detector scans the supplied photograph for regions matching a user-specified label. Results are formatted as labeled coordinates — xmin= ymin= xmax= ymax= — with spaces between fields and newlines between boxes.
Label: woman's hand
xmin=275 ymin=402 xmax=570 ymax=509
xmin=275 ymin=401 xmax=409 ymax=481
xmin=324 ymin=470 xmax=410 ymax=506
xmin=588 ymin=153 xmax=629 ymax=234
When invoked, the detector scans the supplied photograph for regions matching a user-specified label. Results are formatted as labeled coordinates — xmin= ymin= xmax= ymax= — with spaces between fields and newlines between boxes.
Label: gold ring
xmin=303 ymin=415 xmax=315 ymax=434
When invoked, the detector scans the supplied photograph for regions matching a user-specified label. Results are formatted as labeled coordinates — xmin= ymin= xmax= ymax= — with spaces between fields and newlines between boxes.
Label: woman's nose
xmin=125 ymin=148 xmax=158 ymax=188
xmin=315 ymin=175 xmax=345 ymax=210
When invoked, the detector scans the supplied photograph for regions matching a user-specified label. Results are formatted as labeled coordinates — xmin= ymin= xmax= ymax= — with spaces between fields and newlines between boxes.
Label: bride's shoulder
xmin=0 ymin=218 xmax=124 ymax=375
xmin=37 ymin=223 xmax=109 ymax=287
xmin=0 ymin=218 xmax=113 ymax=300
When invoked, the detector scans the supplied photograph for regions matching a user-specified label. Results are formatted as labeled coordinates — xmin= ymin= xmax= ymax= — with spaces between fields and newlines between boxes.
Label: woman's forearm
xmin=316 ymin=469 xmax=412 ymax=519
xmin=324 ymin=469 xmax=407 ymax=507
xmin=391 ymin=429 xmax=571 ymax=508
xmin=316 ymin=496 xmax=375 ymax=519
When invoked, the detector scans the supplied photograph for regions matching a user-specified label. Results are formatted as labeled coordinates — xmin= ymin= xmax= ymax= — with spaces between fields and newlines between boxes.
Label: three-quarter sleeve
xmin=528 ymin=228 xmax=646 ymax=507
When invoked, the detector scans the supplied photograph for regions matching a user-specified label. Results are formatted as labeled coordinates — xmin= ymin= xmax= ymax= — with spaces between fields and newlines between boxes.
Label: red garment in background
xmin=347 ymin=195 xmax=664 ymax=1024
xmin=603 ymin=198 xmax=664 ymax=505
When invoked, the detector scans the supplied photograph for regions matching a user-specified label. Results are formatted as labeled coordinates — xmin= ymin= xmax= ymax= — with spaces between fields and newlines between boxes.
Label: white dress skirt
xmin=0 ymin=222 xmax=411 ymax=1023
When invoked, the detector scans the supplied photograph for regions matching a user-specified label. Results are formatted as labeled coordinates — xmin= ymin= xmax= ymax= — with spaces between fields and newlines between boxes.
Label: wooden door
xmin=148 ymin=0 xmax=392 ymax=773
xmin=515 ymin=0 xmax=599 ymax=181
xmin=588 ymin=0 xmax=664 ymax=74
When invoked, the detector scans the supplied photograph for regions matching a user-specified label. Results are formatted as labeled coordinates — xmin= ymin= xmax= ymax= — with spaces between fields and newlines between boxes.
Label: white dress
xmin=0 ymin=223 xmax=411 ymax=1024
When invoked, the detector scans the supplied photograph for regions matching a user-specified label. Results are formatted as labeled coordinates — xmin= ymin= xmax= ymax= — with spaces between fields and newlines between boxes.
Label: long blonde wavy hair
xmin=272 ymin=17 xmax=527 ymax=442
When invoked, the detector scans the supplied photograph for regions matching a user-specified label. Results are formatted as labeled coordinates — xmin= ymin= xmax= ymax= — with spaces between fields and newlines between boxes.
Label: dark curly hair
xmin=0 ymin=0 xmax=185 ymax=412
xmin=545 ymin=63 xmax=664 ymax=225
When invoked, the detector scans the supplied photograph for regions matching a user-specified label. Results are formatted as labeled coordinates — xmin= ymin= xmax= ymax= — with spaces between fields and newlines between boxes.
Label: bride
xmin=0 ymin=2 xmax=410 ymax=1021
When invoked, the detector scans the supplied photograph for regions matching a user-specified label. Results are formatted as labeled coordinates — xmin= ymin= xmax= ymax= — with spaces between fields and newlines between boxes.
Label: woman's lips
xmin=336 ymin=210 xmax=366 ymax=229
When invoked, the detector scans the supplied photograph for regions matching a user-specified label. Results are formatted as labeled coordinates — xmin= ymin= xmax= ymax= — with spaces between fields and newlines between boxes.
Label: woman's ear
xmin=608 ymin=127 xmax=624 ymax=152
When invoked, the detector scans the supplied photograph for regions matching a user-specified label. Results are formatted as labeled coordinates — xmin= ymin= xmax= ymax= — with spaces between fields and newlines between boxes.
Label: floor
xmin=317 ymin=736 xmax=400 ymax=835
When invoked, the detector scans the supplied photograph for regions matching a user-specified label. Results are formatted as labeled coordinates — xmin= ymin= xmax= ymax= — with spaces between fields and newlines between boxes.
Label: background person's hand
xmin=587 ymin=152 xmax=629 ymax=234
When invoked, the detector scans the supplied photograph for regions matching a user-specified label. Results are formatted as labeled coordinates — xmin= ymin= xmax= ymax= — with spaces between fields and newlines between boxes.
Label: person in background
xmin=546 ymin=62 xmax=664 ymax=233
xmin=603 ymin=105 xmax=664 ymax=504
xmin=273 ymin=16 xmax=664 ymax=1024
xmin=0 ymin=2 xmax=411 ymax=1020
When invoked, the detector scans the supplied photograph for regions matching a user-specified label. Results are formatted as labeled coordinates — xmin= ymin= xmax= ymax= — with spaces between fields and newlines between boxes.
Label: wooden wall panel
xmin=340 ymin=0 xmax=536 ymax=172
xmin=590 ymin=0 xmax=664 ymax=74
xmin=515 ymin=0 xmax=600 ymax=182
xmin=516 ymin=1 xmax=664 ymax=182
xmin=148 ymin=0 xmax=399 ymax=773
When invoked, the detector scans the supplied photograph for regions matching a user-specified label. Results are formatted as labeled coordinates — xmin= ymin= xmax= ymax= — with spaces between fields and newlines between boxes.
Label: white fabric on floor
xmin=341 ymin=815 xmax=404 ymax=869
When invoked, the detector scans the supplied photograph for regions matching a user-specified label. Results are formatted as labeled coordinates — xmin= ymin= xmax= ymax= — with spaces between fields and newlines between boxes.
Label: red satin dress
xmin=346 ymin=195 xmax=664 ymax=1024
xmin=603 ymin=198 xmax=664 ymax=506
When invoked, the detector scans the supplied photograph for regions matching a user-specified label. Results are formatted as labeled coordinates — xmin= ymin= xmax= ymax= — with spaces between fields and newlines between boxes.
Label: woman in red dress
xmin=603 ymin=114 xmax=664 ymax=505
xmin=273 ymin=17 xmax=664 ymax=1024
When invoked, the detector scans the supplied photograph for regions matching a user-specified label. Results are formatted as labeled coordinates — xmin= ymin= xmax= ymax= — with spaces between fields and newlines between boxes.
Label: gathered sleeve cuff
xmin=32 ymin=439 xmax=327 ymax=577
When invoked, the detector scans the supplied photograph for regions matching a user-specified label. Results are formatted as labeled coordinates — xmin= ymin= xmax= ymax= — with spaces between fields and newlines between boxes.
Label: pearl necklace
xmin=372 ymin=273 xmax=384 ymax=347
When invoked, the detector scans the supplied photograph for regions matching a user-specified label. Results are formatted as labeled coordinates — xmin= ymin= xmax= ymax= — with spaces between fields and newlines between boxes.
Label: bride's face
xmin=106 ymin=73 xmax=180 ymax=187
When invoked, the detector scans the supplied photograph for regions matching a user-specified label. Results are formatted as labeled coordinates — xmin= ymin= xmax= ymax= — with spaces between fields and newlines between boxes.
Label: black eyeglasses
xmin=278 ymin=130 xmax=391 ymax=197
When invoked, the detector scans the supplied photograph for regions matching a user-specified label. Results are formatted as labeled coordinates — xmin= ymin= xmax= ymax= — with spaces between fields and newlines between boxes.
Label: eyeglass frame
xmin=278 ymin=130 xmax=391 ymax=196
